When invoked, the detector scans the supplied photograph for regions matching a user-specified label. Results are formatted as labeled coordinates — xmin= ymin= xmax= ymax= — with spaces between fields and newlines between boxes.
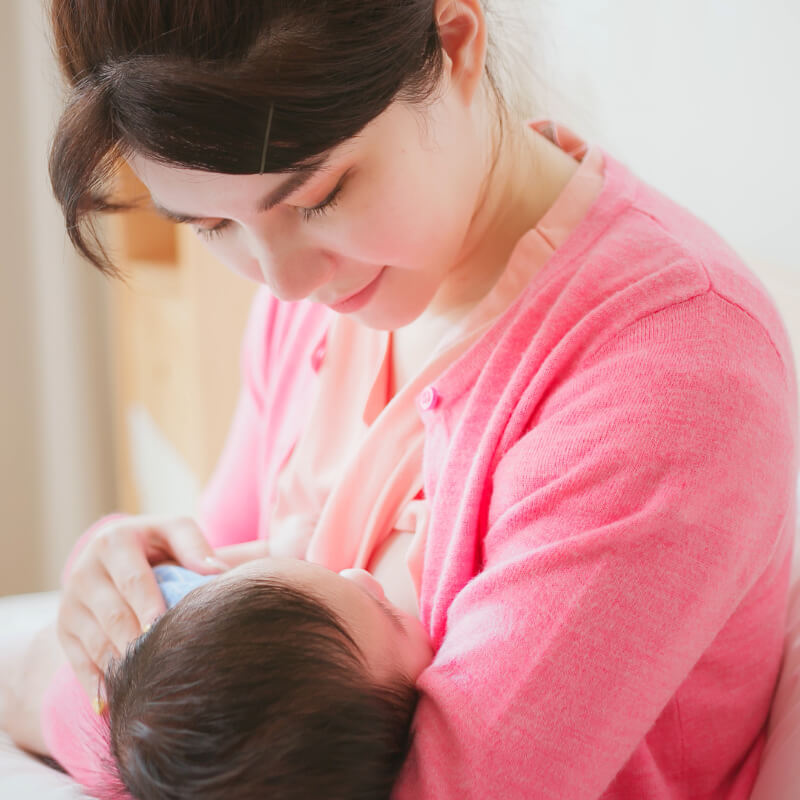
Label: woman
xmin=11 ymin=0 xmax=799 ymax=797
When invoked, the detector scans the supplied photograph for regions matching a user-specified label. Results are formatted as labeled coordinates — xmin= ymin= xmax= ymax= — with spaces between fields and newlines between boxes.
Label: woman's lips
xmin=329 ymin=267 xmax=387 ymax=313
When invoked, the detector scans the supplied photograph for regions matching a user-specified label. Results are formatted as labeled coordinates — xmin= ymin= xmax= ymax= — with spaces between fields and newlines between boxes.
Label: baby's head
xmin=98 ymin=558 xmax=434 ymax=800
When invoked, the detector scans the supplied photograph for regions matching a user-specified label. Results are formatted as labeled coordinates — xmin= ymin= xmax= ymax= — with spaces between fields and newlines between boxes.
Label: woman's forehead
xmin=128 ymin=148 xmax=342 ymax=223
xmin=128 ymin=153 xmax=270 ymax=197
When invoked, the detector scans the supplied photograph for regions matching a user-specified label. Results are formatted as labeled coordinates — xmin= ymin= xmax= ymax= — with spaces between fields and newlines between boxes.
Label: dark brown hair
xmin=89 ymin=575 xmax=420 ymax=800
xmin=47 ymin=0 xmax=522 ymax=279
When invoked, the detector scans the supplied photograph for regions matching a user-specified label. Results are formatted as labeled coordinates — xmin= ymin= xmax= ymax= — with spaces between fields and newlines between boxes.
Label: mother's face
xmin=127 ymin=90 xmax=490 ymax=332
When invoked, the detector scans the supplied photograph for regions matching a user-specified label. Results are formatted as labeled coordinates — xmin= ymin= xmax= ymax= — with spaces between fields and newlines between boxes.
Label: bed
xmin=0 ymin=590 xmax=96 ymax=798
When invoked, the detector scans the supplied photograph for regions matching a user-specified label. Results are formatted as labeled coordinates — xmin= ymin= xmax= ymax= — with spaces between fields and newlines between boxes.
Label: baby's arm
xmin=2 ymin=621 xmax=67 ymax=757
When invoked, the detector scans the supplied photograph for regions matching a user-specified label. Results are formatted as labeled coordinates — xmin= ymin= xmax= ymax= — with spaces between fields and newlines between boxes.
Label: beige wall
xmin=0 ymin=2 xmax=116 ymax=596
xmin=0 ymin=2 xmax=42 ymax=595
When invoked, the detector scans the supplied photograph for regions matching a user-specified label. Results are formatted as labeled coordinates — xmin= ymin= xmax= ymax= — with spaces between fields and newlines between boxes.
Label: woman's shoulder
xmin=537 ymin=151 xmax=794 ymax=384
xmin=439 ymin=155 xmax=797 ymax=484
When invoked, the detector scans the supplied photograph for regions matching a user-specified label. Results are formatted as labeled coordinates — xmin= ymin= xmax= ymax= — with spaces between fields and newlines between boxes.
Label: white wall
xmin=527 ymin=0 xmax=800 ymax=367
xmin=533 ymin=0 xmax=799 ymax=265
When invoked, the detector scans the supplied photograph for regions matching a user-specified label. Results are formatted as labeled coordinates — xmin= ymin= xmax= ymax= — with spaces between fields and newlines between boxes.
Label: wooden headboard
xmin=106 ymin=163 xmax=258 ymax=514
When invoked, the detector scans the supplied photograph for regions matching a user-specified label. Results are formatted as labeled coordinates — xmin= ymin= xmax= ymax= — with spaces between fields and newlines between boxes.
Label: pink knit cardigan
xmin=42 ymin=148 xmax=798 ymax=799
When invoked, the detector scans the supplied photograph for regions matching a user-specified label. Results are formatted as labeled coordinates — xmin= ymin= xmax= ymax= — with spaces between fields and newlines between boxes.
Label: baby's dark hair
xmin=95 ymin=575 xmax=420 ymax=800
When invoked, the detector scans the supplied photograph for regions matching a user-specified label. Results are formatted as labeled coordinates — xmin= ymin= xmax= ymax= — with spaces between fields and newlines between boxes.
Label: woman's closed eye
xmin=298 ymin=174 xmax=347 ymax=222
xmin=193 ymin=173 xmax=349 ymax=240
xmin=193 ymin=219 xmax=232 ymax=240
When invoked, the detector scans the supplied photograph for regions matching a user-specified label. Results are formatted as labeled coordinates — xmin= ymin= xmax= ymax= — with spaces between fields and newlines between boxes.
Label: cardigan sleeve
xmin=391 ymin=294 xmax=797 ymax=799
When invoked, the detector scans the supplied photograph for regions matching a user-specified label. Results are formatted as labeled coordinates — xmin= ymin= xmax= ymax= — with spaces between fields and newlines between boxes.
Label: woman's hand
xmin=56 ymin=515 xmax=230 ymax=707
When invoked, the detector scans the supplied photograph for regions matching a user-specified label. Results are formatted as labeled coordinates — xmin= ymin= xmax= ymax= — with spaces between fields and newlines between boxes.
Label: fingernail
xmin=203 ymin=556 xmax=229 ymax=571
xmin=142 ymin=613 xmax=161 ymax=634
xmin=93 ymin=680 xmax=107 ymax=714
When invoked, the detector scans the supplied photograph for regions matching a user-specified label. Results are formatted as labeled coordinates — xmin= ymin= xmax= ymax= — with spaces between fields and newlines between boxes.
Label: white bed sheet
xmin=0 ymin=590 xmax=95 ymax=799
xmin=0 ymin=729 xmax=94 ymax=800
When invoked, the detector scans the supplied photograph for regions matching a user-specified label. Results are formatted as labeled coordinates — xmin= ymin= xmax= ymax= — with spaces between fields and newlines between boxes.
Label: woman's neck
xmin=390 ymin=122 xmax=580 ymax=393
xmin=420 ymin=121 xmax=579 ymax=326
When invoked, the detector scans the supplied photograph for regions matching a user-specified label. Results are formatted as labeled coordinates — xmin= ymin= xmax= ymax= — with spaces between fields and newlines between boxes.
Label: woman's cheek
xmin=199 ymin=235 xmax=265 ymax=284
xmin=339 ymin=201 xmax=416 ymax=266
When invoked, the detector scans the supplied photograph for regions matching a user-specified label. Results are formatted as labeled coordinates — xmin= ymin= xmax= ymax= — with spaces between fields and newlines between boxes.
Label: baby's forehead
xmin=152 ymin=558 xmax=321 ymax=610
xmin=163 ymin=559 xmax=351 ymax=625
xmin=222 ymin=555 xmax=340 ymax=588
xmin=193 ymin=560 xmax=334 ymax=598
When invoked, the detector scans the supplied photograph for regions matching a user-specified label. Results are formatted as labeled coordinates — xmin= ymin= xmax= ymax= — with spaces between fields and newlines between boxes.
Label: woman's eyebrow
xmin=256 ymin=160 xmax=332 ymax=213
xmin=150 ymin=154 xmax=334 ymax=224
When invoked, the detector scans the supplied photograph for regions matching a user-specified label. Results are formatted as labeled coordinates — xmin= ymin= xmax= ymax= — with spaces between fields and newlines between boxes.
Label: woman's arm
xmin=391 ymin=294 xmax=797 ymax=799
xmin=2 ymin=621 xmax=67 ymax=757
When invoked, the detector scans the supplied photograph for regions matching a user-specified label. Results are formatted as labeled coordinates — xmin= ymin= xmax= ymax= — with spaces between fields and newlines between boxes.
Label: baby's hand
xmin=212 ymin=539 xmax=272 ymax=567
xmin=57 ymin=515 xmax=230 ymax=707
xmin=213 ymin=516 xmax=315 ymax=566
xmin=266 ymin=514 xmax=317 ymax=560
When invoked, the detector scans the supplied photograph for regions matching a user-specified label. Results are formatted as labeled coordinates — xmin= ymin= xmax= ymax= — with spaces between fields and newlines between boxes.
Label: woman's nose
xmin=244 ymin=227 xmax=331 ymax=302
xmin=339 ymin=568 xmax=387 ymax=603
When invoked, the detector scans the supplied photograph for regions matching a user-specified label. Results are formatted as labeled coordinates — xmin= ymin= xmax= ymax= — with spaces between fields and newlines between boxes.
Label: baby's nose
xmin=338 ymin=568 xmax=387 ymax=602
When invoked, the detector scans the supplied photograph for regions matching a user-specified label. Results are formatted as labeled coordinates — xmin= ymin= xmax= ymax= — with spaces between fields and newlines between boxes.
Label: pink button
xmin=419 ymin=385 xmax=440 ymax=411
xmin=310 ymin=342 xmax=326 ymax=372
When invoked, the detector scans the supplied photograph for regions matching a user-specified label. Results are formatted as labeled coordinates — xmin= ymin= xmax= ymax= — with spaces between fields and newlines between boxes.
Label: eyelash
xmin=300 ymin=181 xmax=345 ymax=222
xmin=193 ymin=179 xmax=346 ymax=240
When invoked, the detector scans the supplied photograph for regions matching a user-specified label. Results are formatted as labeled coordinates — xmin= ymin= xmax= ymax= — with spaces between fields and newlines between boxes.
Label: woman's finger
xmin=153 ymin=516 xmax=231 ymax=574
xmin=96 ymin=528 xmax=167 ymax=633
xmin=84 ymin=573 xmax=144 ymax=660
xmin=59 ymin=596 xmax=119 ymax=678
xmin=58 ymin=628 xmax=107 ymax=710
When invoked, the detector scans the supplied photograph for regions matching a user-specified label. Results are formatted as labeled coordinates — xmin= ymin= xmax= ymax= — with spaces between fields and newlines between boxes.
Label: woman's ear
xmin=434 ymin=0 xmax=486 ymax=104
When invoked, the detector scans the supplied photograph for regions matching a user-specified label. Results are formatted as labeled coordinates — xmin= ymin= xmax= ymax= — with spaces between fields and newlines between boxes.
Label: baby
xmin=88 ymin=559 xmax=433 ymax=800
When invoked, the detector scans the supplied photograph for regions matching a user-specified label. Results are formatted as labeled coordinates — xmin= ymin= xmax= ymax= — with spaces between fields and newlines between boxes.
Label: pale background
xmin=1 ymin=0 xmax=798 ymax=595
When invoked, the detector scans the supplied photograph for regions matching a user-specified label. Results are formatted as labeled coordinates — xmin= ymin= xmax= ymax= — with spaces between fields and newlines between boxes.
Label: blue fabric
xmin=152 ymin=564 xmax=216 ymax=609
